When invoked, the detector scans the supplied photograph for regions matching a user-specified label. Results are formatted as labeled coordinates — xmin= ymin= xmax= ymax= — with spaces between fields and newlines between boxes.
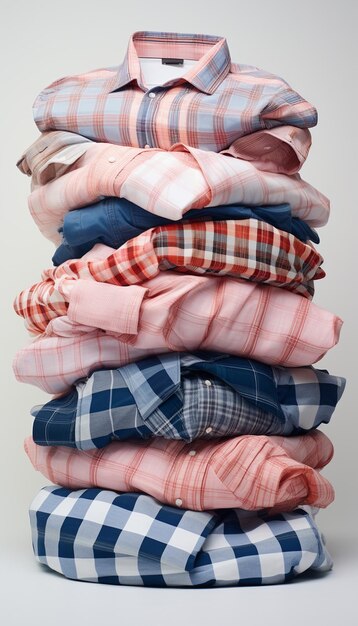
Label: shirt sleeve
xmin=220 ymin=126 xmax=312 ymax=175
xmin=67 ymin=280 xmax=148 ymax=334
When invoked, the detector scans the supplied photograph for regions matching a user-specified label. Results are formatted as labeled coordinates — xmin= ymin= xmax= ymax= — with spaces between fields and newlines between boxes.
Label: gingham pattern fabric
xmin=18 ymin=132 xmax=330 ymax=245
xmin=14 ymin=220 xmax=325 ymax=336
xmin=31 ymin=352 xmax=346 ymax=449
xmin=25 ymin=430 xmax=334 ymax=512
xmin=52 ymin=199 xmax=320 ymax=266
xmin=32 ymin=31 xmax=316 ymax=166
xmin=30 ymin=486 xmax=333 ymax=587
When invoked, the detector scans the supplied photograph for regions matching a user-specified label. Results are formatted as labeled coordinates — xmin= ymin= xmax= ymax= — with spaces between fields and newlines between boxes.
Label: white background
xmin=0 ymin=0 xmax=357 ymax=624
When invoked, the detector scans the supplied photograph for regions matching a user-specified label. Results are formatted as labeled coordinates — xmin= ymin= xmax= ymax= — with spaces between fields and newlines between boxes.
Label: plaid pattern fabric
xmin=32 ymin=31 xmax=316 ymax=168
xmin=31 ymin=352 xmax=346 ymax=449
xmin=13 ymin=272 xmax=343 ymax=394
xmin=25 ymin=429 xmax=334 ymax=512
xmin=29 ymin=485 xmax=333 ymax=587
xmin=17 ymin=131 xmax=92 ymax=179
xmin=14 ymin=220 xmax=325 ymax=336
xmin=52 ymin=199 xmax=320 ymax=266
xmin=16 ymin=128 xmax=310 ymax=186
xmin=18 ymin=132 xmax=330 ymax=244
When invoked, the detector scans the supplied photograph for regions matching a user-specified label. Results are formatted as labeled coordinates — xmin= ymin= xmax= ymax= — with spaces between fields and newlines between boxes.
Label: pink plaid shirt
xmin=18 ymin=132 xmax=330 ymax=244
xmin=24 ymin=430 xmax=334 ymax=512
xmin=14 ymin=222 xmax=324 ymax=334
xmin=32 ymin=30 xmax=316 ymax=170
xmin=13 ymin=270 xmax=343 ymax=394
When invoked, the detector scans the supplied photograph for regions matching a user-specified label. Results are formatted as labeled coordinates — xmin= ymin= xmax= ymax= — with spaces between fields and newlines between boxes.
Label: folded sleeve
xmin=67 ymin=280 xmax=148 ymax=334
xmin=220 ymin=126 xmax=312 ymax=175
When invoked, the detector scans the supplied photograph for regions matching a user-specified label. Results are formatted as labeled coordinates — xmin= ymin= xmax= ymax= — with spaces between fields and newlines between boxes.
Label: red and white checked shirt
xmin=14 ymin=221 xmax=325 ymax=334
xmin=32 ymin=30 xmax=316 ymax=169
xmin=13 ymin=270 xmax=343 ymax=394
xmin=24 ymin=429 xmax=334 ymax=513
xmin=17 ymin=132 xmax=330 ymax=244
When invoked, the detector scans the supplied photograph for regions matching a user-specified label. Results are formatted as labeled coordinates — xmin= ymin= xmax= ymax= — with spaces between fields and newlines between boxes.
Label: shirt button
xmin=148 ymin=92 xmax=156 ymax=98
xmin=108 ymin=156 xmax=116 ymax=163
xmin=144 ymin=144 xmax=151 ymax=149
xmin=205 ymin=427 xmax=213 ymax=434
xmin=175 ymin=498 xmax=183 ymax=507
xmin=204 ymin=379 xmax=212 ymax=387
xmin=188 ymin=450 xmax=196 ymax=456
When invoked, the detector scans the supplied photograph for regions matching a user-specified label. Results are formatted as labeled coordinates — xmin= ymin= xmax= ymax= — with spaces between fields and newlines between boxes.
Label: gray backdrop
xmin=0 ymin=1 xmax=357 ymax=624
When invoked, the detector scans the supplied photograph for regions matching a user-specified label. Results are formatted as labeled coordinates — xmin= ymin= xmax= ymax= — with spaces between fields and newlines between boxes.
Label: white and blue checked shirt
xmin=30 ymin=485 xmax=332 ymax=587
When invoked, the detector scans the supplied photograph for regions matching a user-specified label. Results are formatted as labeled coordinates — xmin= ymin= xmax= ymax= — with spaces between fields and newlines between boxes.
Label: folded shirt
xmin=30 ymin=485 xmax=332 ymax=587
xmin=17 ymin=132 xmax=330 ymax=243
xmin=32 ymin=29 xmax=317 ymax=160
xmin=13 ymin=273 xmax=343 ymax=394
xmin=53 ymin=199 xmax=319 ymax=266
xmin=19 ymin=122 xmax=312 ymax=178
xmin=15 ymin=222 xmax=325 ymax=336
xmin=31 ymin=352 xmax=345 ymax=449
xmin=25 ymin=430 xmax=334 ymax=512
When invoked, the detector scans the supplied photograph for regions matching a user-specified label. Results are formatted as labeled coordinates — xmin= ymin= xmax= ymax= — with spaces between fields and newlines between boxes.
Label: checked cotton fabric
xmin=14 ymin=29 xmax=345 ymax=588
xmin=32 ymin=31 xmax=317 ymax=158
xmin=52 ymin=199 xmax=319 ymax=267
xmin=18 ymin=131 xmax=330 ymax=244
xmin=15 ymin=220 xmax=325 ymax=331
xmin=29 ymin=486 xmax=333 ymax=587
xmin=30 ymin=352 xmax=346 ymax=449
xmin=25 ymin=430 xmax=334 ymax=512
xmin=13 ymin=272 xmax=343 ymax=394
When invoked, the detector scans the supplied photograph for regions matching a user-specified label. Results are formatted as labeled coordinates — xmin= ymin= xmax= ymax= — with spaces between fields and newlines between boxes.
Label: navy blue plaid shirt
xmin=31 ymin=351 xmax=345 ymax=450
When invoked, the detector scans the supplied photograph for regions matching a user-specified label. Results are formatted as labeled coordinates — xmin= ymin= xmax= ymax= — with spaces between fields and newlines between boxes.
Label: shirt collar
xmin=119 ymin=354 xmax=181 ymax=420
xmin=109 ymin=31 xmax=231 ymax=95
xmin=120 ymin=351 xmax=284 ymax=421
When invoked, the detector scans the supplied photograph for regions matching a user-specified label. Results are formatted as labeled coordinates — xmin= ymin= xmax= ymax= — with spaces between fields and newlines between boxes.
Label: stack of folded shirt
xmin=14 ymin=30 xmax=345 ymax=587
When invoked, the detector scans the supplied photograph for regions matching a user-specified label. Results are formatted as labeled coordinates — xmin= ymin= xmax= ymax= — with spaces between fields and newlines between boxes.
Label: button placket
xmin=202 ymin=379 xmax=214 ymax=437
xmin=137 ymin=88 xmax=162 ymax=149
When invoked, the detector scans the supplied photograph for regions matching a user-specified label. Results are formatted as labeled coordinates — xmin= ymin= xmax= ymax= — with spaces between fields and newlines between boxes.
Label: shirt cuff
xmin=220 ymin=127 xmax=311 ymax=175
xmin=67 ymin=280 xmax=148 ymax=334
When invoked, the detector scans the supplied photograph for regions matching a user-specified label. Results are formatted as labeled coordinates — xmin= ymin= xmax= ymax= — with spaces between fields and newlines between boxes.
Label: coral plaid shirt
xmin=24 ymin=429 xmax=334 ymax=512
xmin=17 ymin=132 xmax=330 ymax=244
xmin=13 ymin=271 xmax=343 ymax=394
xmin=14 ymin=220 xmax=325 ymax=334
xmin=32 ymin=30 xmax=316 ymax=172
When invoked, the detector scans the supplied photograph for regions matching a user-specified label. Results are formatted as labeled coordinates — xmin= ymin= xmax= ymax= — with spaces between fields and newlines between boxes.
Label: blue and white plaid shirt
xmin=30 ymin=485 xmax=332 ymax=587
xmin=31 ymin=352 xmax=345 ymax=450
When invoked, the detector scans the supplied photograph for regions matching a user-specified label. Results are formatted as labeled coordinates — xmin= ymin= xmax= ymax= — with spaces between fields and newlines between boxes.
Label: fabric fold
xmin=24 ymin=430 xmax=334 ymax=512
xmin=29 ymin=485 xmax=332 ymax=586
xmin=30 ymin=353 xmax=345 ymax=449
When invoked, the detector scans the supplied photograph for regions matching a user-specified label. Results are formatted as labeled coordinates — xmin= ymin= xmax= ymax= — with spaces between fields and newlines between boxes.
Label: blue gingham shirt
xmin=30 ymin=486 xmax=332 ymax=587
xmin=31 ymin=352 xmax=345 ymax=450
